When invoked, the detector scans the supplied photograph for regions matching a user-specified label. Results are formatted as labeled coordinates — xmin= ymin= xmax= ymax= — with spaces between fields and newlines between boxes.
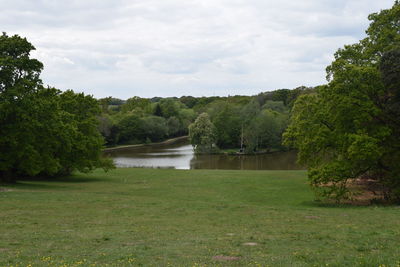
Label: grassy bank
xmin=1 ymin=169 xmax=399 ymax=266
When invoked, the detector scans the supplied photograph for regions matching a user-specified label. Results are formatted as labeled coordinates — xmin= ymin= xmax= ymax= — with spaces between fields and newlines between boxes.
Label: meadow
xmin=1 ymin=168 xmax=400 ymax=266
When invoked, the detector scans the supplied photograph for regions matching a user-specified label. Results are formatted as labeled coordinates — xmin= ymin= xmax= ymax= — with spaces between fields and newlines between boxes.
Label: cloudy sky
xmin=1 ymin=0 xmax=395 ymax=99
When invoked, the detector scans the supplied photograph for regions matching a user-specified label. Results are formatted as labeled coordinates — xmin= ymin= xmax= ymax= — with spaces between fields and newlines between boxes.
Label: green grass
xmin=1 ymin=169 xmax=399 ymax=266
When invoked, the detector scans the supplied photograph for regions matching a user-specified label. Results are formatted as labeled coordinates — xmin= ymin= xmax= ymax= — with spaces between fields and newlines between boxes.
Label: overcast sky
xmin=1 ymin=0 xmax=395 ymax=99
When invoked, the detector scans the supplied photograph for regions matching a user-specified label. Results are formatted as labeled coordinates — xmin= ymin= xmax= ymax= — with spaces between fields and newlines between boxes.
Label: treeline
xmin=97 ymin=86 xmax=315 ymax=152
xmin=98 ymin=97 xmax=196 ymax=145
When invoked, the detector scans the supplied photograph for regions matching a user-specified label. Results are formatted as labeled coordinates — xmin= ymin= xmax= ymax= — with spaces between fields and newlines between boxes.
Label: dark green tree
xmin=284 ymin=2 xmax=400 ymax=202
xmin=117 ymin=113 xmax=143 ymax=144
xmin=141 ymin=115 xmax=168 ymax=142
xmin=212 ymin=103 xmax=241 ymax=148
xmin=0 ymin=33 xmax=112 ymax=182
xmin=153 ymin=103 xmax=163 ymax=117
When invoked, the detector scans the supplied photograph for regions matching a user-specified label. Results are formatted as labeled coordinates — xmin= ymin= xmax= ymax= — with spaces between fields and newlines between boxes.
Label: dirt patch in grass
xmin=0 ymin=187 xmax=12 ymax=192
xmin=305 ymin=215 xmax=320 ymax=219
xmin=213 ymin=255 xmax=241 ymax=261
xmin=345 ymin=178 xmax=386 ymax=205
xmin=320 ymin=178 xmax=388 ymax=205
xmin=243 ymin=242 xmax=258 ymax=246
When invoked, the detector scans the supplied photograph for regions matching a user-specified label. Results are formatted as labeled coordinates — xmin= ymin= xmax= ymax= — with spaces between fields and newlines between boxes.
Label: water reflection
xmin=104 ymin=140 xmax=304 ymax=170
xmin=190 ymin=151 xmax=302 ymax=170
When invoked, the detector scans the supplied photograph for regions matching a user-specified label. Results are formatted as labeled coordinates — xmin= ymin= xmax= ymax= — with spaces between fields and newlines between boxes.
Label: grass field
xmin=1 ymin=168 xmax=400 ymax=266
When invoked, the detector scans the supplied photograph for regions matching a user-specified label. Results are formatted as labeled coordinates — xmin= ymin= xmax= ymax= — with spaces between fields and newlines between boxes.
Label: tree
xmin=141 ymin=115 xmax=168 ymax=142
xmin=117 ymin=113 xmax=143 ymax=144
xmin=245 ymin=109 xmax=287 ymax=153
xmin=153 ymin=103 xmax=163 ymax=117
xmin=121 ymin=96 xmax=152 ymax=114
xmin=167 ymin=116 xmax=181 ymax=137
xmin=212 ymin=103 xmax=241 ymax=148
xmin=284 ymin=2 xmax=400 ymax=202
xmin=189 ymin=113 xmax=217 ymax=153
xmin=0 ymin=33 xmax=112 ymax=182
xmin=158 ymin=98 xmax=185 ymax=118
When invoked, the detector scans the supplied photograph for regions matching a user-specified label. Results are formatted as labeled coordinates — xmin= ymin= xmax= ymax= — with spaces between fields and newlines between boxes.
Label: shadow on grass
xmin=301 ymin=201 xmax=362 ymax=208
xmin=43 ymin=176 xmax=107 ymax=183
xmin=1 ymin=181 xmax=69 ymax=190
xmin=0 ymin=174 xmax=108 ymax=191
xmin=300 ymin=200 xmax=397 ymax=208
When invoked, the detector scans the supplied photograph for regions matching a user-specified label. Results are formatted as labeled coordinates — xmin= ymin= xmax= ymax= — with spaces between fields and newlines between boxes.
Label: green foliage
xmin=244 ymin=110 xmax=287 ymax=153
xmin=98 ymin=114 xmax=119 ymax=145
xmin=189 ymin=113 xmax=217 ymax=153
xmin=179 ymin=95 xmax=198 ymax=108
xmin=140 ymin=115 xmax=168 ymax=142
xmin=97 ymin=80 xmax=306 ymax=152
xmin=108 ymin=98 xmax=196 ymax=145
xmin=117 ymin=113 xmax=143 ymax=144
xmin=284 ymin=2 xmax=400 ymax=202
xmin=178 ymin=108 xmax=196 ymax=133
xmin=158 ymin=98 xmax=187 ymax=118
xmin=0 ymin=33 xmax=112 ymax=181
xmin=121 ymin=96 xmax=152 ymax=114
xmin=153 ymin=103 xmax=163 ymax=117
xmin=212 ymin=103 xmax=242 ymax=148
xmin=262 ymin=100 xmax=287 ymax=113
xmin=166 ymin=116 xmax=181 ymax=136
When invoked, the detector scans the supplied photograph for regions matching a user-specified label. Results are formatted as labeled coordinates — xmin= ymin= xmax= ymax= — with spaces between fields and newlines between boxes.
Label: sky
xmin=1 ymin=0 xmax=395 ymax=99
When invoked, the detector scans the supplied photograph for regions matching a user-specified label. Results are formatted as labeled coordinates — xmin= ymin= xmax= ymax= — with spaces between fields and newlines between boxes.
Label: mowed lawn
xmin=1 ymin=169 xmax=399 ymax=267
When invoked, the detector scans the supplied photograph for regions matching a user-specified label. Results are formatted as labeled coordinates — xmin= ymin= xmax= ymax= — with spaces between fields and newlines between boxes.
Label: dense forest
xmin=97 ymin=86 xmax=315 ymax=153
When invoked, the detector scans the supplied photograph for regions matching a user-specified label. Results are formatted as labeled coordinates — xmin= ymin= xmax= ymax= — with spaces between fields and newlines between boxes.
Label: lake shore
xmin=103 ymin=135 xmax=189 ymax=152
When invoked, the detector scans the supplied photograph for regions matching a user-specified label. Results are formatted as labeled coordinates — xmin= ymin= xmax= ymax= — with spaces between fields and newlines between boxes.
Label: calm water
xmin=104 ymin=139 xmax=304 ymax=170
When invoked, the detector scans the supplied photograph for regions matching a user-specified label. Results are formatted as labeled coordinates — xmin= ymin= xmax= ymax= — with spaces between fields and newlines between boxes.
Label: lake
xmin=104 ymin=139 xmax=304 ymax=170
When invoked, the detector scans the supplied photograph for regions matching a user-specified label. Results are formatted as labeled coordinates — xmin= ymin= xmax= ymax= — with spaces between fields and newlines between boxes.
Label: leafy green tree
xmin=57 ymin=90 xmax=111 ymax=175
xmin=179 ymin=96 xmax=198 ymax=108
xmin=121 ymin=96 xmax=152 ymax=114
xmin=98 ymin=114 xmax=115 ymax=144
xmin=211 ymin=103 xmax=241 ymax=148
xmin=141 ymin=115 xmax=168 ymax=142
xmin=159 ymin=98 xmax=181 ymax=118
xmin=262 ymin=100 xmax=287 ymax=113
xmin=167 ymin=116 xmax=181 ymax=137
xmin=189 ymin=113 xmax=217 ymax=153
xmin=177 ymin=108 xmax=196 ymax=134
xmin=284 ymin=2 xmax=400 ymax=202
xmin=271 ymin=89 xmax=291 ymax=105
xmin=153 ymin=103 xmax=163 ymax=117
xmin=0 ymin=33 xmax=112 ymax=181
xmin=244 ymin=109 xmax=287 ymax=153
xmin=117 ymin=113 xmax=143 ymax=144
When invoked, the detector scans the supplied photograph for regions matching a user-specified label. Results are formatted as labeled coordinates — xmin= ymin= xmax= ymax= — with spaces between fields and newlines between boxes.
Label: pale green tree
xmin=188 ymin=113 xmax=217 ymax=153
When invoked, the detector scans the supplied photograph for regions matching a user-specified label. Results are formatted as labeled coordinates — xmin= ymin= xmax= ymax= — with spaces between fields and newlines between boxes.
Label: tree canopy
xmin=189 ymin=113 xmax=217 ymax=154
xmin=284 ymin=2 xmax=400 ymax=202
xmin=0 ymin=33 xmax=112 ymax=182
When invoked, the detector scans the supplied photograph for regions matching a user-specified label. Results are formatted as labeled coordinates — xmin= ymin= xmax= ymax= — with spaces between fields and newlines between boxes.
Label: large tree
xmin=0 ymin=33 xmax=112 ymax=182
xmin=284 ymin=2 xmax=400 ymax=202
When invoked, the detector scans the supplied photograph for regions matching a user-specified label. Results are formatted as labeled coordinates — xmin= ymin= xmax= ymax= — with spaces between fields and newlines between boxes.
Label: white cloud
xmin=0 ymin=0 xmax=395 ymax=98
